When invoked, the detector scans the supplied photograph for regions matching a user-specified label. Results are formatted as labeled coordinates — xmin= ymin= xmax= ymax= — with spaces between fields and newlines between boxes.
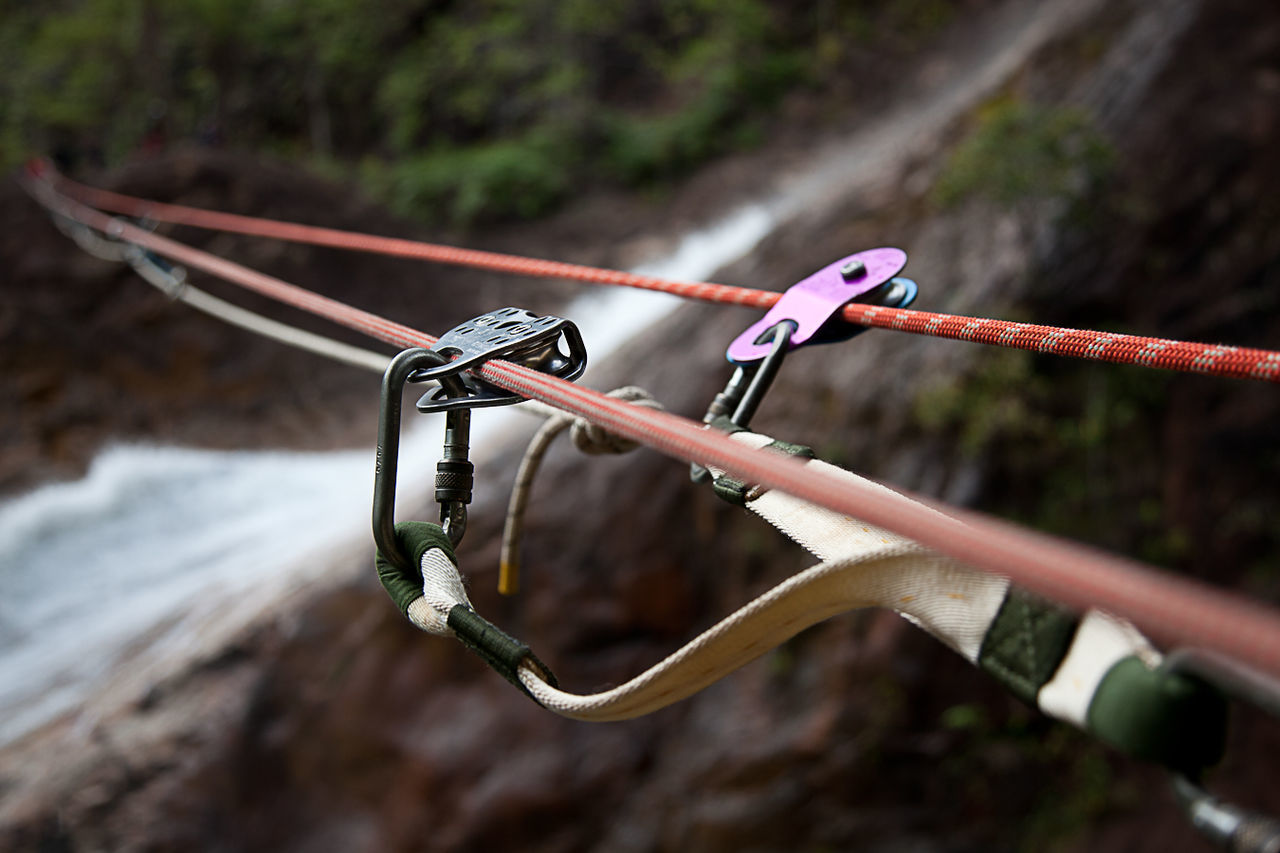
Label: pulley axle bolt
xmin=840 ymin=259 xmax=866 ymax=281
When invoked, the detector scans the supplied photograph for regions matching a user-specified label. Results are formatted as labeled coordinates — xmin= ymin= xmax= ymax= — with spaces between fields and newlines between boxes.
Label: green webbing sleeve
xmin=712 ymin=475 xmax=753 ymax=507
xmin=710 ymin=434 xmax=816 ymax=507
xmin=767 ymin=439 xmax=817 ymax=461
xmin=707 ymin=415 xmax=749 ymax=435
xmin=1086 ymin=655 xmax=1228 ymax=774
xmin=978 ymin=588 xmax=1079 ymax=705
xmin=374 ymin=521 xmax=456 ymax=615
xmin=447 ymin=605 xmax=559 ymax=699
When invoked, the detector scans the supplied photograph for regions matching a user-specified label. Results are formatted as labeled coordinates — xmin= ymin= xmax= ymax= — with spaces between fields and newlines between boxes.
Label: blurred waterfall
xmin=0 ymin=201 xmax=778 ymax=745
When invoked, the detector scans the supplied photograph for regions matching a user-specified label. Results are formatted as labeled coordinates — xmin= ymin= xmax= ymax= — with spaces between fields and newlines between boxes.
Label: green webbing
xmin=373 ymin=522 xmax=556 ymax=702
xmin=706 ymin=415 xmax=816 ymax=506
xmin=978 ymin=588 xmax=1079 ymax=705
xmin=707 ymin=415 xmax=748 ymax=435
xmin=1086 ymin=655 xmax=1228 ymax=774
xmin=447 ymin=605 xmax=559 ymax=698
xmin=374 ymin=521 xmax=457 ymax=615
xmin=712 ymin=475 xmax=753 ymax=506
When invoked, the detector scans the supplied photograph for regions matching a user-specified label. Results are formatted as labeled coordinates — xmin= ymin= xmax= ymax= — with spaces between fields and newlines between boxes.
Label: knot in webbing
xmin=569 ymin=386 xmax=664 ymax=455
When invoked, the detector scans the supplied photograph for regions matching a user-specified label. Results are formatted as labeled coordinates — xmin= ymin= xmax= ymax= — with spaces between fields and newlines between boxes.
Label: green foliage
xmin=939 ymin=702 xmax=988 ymax=732
xmin=933 ymin=97 xmax=1115 ymax=209
xmin=912 ymin=346 xmax=1196 ymax=566
xmin=373 ymin=132 xmax=571 ymax=225
xmin=1 ymin=0 xmax=957 ymax=224
xmin=1017 ymin=732 xmax=1115 ymax=852
xmin=603 ymin=51 xmax=803 ymax=184
xmin=914 ymin=348 xmax=1051 ymax=458
xmin=880 ymin=0 xmax=955 ymax=42
xmin=1 ymin=0 xmax=144 ymax=161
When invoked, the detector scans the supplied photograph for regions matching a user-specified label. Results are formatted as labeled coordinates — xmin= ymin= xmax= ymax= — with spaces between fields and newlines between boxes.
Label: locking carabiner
xmin=690 ymin=322 xmax=793 ymax=484
xmin=705 ymin=320 xmax=795 ymax=428
xmin=374 ymin=348 xmax=473 ymax=571
xmin=373 ymin=308 xmax=587 ymax=571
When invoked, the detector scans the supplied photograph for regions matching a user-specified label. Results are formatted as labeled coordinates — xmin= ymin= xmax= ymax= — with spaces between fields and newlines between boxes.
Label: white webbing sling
xmin=381 ymin=427 xmax=1226 ymax=773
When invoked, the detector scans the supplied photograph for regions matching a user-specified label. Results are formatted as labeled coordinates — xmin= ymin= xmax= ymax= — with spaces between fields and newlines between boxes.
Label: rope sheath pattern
xmin=841 ymin=303 xmax=1280 ymax=381
xmin=20 ymin=167 xmax=1280 ymax=680
xmin=40 ymin=163 xmax=1280 ymax=383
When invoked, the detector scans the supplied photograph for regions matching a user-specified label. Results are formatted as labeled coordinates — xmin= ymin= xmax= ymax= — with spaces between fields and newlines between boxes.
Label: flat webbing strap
xmin=515 ymin=433 xmax=1010 ymax=718
xmin=516 ymin=430 xmax=1225 ymax=772
xmin=720 ymin=430 xmax=1226 ymax=771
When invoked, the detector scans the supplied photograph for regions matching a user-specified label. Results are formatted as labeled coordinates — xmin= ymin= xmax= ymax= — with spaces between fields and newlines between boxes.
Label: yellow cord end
xmin=498 ymin=560 xmax=520 ymax=596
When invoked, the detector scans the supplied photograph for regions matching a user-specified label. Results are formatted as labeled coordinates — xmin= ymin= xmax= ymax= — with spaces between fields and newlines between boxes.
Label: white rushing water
xmin=0 ymin=202 xmax=777 ymax=745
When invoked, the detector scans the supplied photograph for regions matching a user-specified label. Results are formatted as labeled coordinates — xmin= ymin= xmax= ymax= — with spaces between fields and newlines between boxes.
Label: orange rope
xmin=38 ymin=160 xmax=1280 ymax=383
xmin=21 ymin=166 xmax=1280 ymax=680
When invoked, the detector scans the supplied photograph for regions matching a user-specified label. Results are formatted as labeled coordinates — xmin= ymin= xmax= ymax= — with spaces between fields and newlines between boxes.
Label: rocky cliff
xmin=2 ymin=0 xmax=1278 ymax=850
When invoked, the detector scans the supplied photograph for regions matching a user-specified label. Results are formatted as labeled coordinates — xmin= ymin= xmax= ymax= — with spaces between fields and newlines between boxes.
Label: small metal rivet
xmin=840 ymin=259 xmax=866 ymax=281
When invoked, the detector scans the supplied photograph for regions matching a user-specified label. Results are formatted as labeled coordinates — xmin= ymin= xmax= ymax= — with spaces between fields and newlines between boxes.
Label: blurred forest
xmin=0 ymin=0 xmax=965 ymax=225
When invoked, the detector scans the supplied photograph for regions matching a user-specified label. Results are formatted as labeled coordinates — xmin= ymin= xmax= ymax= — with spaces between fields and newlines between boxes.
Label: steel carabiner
xmin=703 ymin=320 xmax=794 ymax=428
xmin=373 ymin=348 xmax=473 ymax=571
xmin=692 ymin=248 xmax=917 ymax=484
xmin=690 ymin=321 xmax=794 ymax=483
xmin=373 ymin=307 xmax=588 ymax=570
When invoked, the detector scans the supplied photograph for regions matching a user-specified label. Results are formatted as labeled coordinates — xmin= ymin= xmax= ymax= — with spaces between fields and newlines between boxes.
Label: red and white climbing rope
xmin=20 ymin=167 xmax=1280 ymax=681
xmin=37 ymin=161 xmax=1280 ymax=383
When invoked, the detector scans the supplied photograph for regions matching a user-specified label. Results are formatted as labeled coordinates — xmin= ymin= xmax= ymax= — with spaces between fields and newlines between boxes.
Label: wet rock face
xmin=4 ymin=0 xmax=1280 ymax=850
